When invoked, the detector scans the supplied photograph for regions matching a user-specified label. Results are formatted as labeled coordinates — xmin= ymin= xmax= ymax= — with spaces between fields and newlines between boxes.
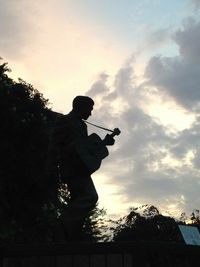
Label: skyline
xmin=1 ymin=0 xmax=200 ymax=217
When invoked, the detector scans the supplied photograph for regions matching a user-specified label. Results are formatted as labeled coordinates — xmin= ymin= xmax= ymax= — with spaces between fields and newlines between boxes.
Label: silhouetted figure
xmin=50 ymin=96 xmax=120 ymax=241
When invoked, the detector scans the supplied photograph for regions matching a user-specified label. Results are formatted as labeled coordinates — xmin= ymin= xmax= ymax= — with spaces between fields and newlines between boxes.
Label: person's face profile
xmin=80 ymin=104 xmax=93 ymax=120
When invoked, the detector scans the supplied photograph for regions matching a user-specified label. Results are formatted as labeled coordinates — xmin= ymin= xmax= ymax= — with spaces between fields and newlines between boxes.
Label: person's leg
xmin=61 ymin=175 xmax=98 ymax=241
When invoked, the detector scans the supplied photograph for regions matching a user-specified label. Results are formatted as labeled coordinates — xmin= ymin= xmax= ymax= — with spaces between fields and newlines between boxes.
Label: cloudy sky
xmin=1 ymin=0 xmax=200 ymax=218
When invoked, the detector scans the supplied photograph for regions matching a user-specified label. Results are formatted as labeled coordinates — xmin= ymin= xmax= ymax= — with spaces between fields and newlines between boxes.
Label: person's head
xmin=72 ymin=96 xmax=94 ymax=120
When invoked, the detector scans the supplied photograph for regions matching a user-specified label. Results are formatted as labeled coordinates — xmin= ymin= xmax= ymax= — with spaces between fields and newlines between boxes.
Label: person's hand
xmin=103 ymin=134 xmax=115 ymax=146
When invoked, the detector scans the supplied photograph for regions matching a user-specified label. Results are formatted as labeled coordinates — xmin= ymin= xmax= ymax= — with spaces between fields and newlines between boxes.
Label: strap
xmin=83 ymin=120 xmax=114 ymax=133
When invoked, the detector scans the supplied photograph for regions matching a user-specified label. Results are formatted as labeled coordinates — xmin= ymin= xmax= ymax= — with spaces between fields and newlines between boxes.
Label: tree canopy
xmin=111 ymin=204 xmax=200 ymax=244
xmin=0 ymin=60 xmax=60 ymax=241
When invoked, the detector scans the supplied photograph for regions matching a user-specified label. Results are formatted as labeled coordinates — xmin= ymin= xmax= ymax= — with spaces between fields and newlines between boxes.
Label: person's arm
xmin=103 ymin=134 xmax=115 ymax=146
xmin=103 ymin=128 xmax=121 ymax=146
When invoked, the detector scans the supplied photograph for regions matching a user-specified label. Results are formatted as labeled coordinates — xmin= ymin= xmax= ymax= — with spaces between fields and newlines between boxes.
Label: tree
xmin=0 ymin=60 xmax=60 ymax=242
xmin=112 ymin=205 xmax=183 ymax=243
xmin=84 ymin=206 xmax=110 ymax=242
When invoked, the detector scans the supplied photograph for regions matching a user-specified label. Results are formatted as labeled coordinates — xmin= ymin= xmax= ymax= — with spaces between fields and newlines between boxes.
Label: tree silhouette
xmin=0 ymin=59 xmax=67 ymax=241
xmin=84 ymin=206 xmax=109 ymax=242
xmin=112 ymin=205 xmax=184 ymax=243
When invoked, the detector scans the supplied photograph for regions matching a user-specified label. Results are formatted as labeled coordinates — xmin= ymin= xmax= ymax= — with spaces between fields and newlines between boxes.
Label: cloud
xmin=88 ymin=61 xmax=176 ymax=209
xmin=0 ymin=0 xmax=37 ymax=58
xmin=144 ymin=18 xmax=200 ymax=111
xmin=174 ymin=18 xmax=200 ymax=63
xmin=191 ymin=0 xmax=200 ymax=10
xmin=145 ymin=28 xmax=171 ymax=50
xmin=88 ymin=15 xmax=200 ymax=216
xmin=86 ymin=73 xmax=109 ymax=98
xmin=1 ymin=0 xmax=127 ymax=113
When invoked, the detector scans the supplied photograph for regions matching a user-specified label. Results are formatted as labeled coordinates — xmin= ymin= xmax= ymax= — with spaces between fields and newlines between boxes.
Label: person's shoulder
xmin=53 ymin=113 xmax=68 ymax=128
xmin=56 ymin=111 xmax=80 ymax=127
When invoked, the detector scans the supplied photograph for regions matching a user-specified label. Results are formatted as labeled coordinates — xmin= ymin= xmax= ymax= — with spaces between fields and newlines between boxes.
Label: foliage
xmin=84 ymin=206 xmax=110 ymax=242
xmin=0 ymin=60 xmax=62 ymax=242
xmin=180 ymin=209 xmax=200 ymax=229
xmin=111 ymin=205 xmax=184 ymax=243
